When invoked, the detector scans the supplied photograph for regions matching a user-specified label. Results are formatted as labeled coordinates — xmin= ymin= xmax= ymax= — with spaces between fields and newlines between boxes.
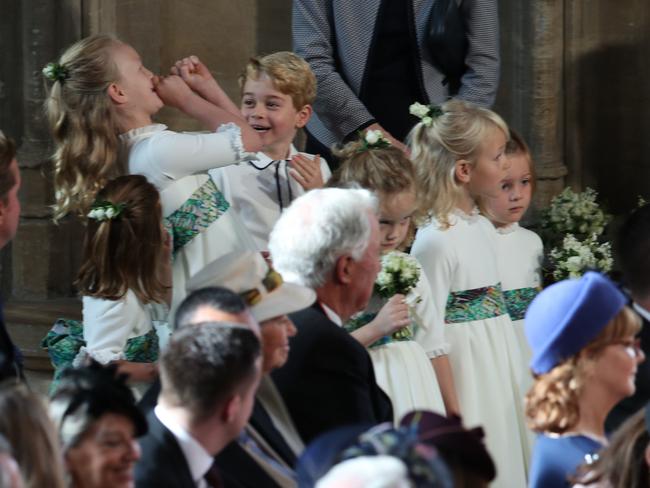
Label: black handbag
xmin=426 ymin=0 xmax=468 ymax=95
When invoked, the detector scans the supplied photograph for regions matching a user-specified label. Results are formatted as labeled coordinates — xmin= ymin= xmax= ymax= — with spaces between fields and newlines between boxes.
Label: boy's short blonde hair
xmin=240 ymin=51 xmax=316 ymax=110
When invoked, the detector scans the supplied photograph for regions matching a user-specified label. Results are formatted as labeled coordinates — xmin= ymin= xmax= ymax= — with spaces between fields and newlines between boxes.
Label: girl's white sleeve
xmin=139 ymin=123 xmax=252 ymax=181
xmin=411 ymin=266 xmax=450 ymax=358
xmin=75 ymin=293 xmax=149 ymax=365
xmin=410 ymin=226 xmax=456 ymax=351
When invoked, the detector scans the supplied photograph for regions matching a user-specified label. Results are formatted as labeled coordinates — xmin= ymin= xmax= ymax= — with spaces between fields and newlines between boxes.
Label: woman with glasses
xmin=524 ymin=272 xmax=645 ymax=488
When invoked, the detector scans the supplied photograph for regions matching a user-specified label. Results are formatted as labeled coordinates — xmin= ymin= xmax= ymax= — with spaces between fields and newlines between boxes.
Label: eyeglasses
xmin=612 ymin=338 xmax=643 ymax=358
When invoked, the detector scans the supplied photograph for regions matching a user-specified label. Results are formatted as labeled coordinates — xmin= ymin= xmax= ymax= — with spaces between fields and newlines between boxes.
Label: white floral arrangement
xmin=409 ymin=102 xmax=444 ymax=127
xmin=87 ymin=201 xmax=126 ymax=221
xmin=357 ymin=129 xmax=391 ymax=151
xmin=540 ymin=187 xmax=610 ymax=242
xmin=548 ymin=233 xmax=613 ymax=281
xmin=375 ymin=252 xmax=422 ymax=340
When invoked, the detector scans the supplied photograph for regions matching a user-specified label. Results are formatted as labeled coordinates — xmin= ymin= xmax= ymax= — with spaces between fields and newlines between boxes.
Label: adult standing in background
xmin=293 ymin=0 xmax=500 ymax=159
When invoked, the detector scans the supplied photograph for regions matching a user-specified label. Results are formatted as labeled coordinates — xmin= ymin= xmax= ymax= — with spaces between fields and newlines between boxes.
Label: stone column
xmin=495 ymin=0 xmax=568 ymax=212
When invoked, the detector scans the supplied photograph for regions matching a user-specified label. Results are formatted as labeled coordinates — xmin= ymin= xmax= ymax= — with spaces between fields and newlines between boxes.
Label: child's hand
xmin=153 ymin=75 xmax=195 ymax=111
xmin=373 ymin=294 xmax=410 ymax=336
xmin=171 ymin=55 xmax=217 ymax=97
xmin=288 ymin=154 xmax=324 ymax=191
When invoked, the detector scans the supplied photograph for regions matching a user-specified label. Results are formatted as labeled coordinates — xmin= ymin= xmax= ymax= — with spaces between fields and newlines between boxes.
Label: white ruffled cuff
xmin=73 ymin=347 xmax=126 ymax=367
xmin=424 ymin=343 xmax=450 ymax=358
xmin=216 ymin=123 xmax=258 ymax=162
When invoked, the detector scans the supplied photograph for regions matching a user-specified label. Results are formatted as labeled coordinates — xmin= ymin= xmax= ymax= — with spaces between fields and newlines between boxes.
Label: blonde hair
xmin=525 ymin=306 xmax=641 ymax=434
xmin=0 ymin=382 xmax=66 ymax=488
xmin=75 ymin=175 xmax=167 ymax=304
xmin=408 ymin=99 xmax=509 ymax=227
xmin=45 ymin=34 xmax=124 ymax=221
xmin=240 ymin=51 xmax=316 ymax=109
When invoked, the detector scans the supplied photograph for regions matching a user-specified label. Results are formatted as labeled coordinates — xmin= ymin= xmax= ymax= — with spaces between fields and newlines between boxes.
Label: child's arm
xmin=350 ymin=295 xmax=410 ymax=347
xmin=430 ymin=355 xmax=460 ymax=415
xmin=154 ymin=74 xmax=262 ymax=153
xmin=172 ymin=56 xmax=242 ymax=118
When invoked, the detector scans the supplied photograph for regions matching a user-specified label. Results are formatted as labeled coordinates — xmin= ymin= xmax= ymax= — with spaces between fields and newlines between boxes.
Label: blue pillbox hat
xmin=525 ymin=271 xmax=626 ymax=374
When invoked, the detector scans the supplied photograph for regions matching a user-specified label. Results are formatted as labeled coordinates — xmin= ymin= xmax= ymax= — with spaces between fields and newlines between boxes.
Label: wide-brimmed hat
xmin=186 ymin=251 xmax=316 ymax=322
xmin=525 ymin=271 xmax=627 ymax=374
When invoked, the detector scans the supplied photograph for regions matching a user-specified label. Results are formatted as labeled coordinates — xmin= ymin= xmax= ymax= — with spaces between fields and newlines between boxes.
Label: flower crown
xmin=42 ymin=62 xmax=69 ymax=83
xmin=87 ymin=201 xmax=126 ymax=221
xmin=357 ymin=129 xmax=391 ymax=153
xmin=409 ymin=102 xmax=444 ymax=127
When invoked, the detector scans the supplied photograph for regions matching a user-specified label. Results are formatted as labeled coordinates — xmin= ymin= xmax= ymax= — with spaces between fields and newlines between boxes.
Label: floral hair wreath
xmin=357 ymin=129 xmax=391 ymax=153
xmin=409 ymin=102 xmax=444 ymax=127
xmin=87 ymin=201 xmax=126 ymax=221
xmin=42 ymin=62 xmax=69 ymax=83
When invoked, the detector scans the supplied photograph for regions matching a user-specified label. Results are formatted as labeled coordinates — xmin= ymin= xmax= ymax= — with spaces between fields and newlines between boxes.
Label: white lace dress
xmin=494 ymin=223 xmax=544 ymax=466
xmin=411 ymin=209 xmax=530 ymax=488
xmin=346 ymin=253 xmax=447 ymax=421
xmin=122 ymin=124 xmax=257 ymax=311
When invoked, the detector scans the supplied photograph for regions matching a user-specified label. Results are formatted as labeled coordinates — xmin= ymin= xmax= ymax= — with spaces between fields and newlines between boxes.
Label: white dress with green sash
xmin=411 ymin=209 xmax=529 ymax=488
xmin=123 ymin=123 xmax=257 ymax=312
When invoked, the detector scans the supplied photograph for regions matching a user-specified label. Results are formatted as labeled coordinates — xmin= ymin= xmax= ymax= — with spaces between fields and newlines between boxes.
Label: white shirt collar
xmin=250 ymin=144 xmax=299 ymax=166
xmin=320 ymin=302 xmax=343 ymax=327
xmin=155 ymin=405 xmax=213 ymax=486
xmin=633 ymin=302 xmax=650 ymax=323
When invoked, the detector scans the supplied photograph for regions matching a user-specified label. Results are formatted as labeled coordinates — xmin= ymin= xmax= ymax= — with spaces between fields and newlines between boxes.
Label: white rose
xmin=105 ymin=207 xmax=116 ymax=219
xmin=421 ymin=116 xmax=433 ymax=126
xmin=365 ymin=130 xmax=381 ymax=145
xmin=409 ymin=102 xmax=429 ymax=118
xmin=94 ymin=208 xmax=106 ymax=220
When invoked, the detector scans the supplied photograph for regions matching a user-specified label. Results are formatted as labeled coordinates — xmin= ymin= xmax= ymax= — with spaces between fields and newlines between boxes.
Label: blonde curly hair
xmin=44 ymin=34 xmax=124 ymax=221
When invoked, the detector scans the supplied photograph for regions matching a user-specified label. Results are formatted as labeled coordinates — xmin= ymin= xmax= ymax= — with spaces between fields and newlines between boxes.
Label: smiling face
xmin=111 ymin=42 xmax=163 ymax=122
xmin=65 ymin=413 xmax=140 ymax=488
xmin=259 ymin=314 xmax=297 ymax=372
xmin=378 ymin=189 xmax=417 ymax=252
xmin=240 ymin=75 xmax=310 ymax=160
xmin=482 ymin=153 xmax=533 ymax=226
xmin=589 ymin=335 xmax=645 ymax=402
xmin=467 ymin=126 xmax=509 ymax=200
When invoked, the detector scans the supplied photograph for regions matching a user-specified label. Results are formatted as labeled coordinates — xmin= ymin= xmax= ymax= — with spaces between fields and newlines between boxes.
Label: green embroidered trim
xmin=164 ymin=178 xmax=230 ymax=254
xmin=445 ymin=284 xmax=508 ymax=324
xmin=503 ymin=287 xmax=540 ymax=321
xmin=42 ymin=319 xmax=159 ymax=395
xmin=345 ymin=311 xmax=417 ymax=348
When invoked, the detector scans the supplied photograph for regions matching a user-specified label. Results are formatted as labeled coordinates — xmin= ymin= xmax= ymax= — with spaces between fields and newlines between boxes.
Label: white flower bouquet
xmin=548 ymin=233 xmax=613 ymax=281
xmin=375 ymin=252 xmax=422 ymax=340
xmin=540 ymin=187 xmax=610 ymax=244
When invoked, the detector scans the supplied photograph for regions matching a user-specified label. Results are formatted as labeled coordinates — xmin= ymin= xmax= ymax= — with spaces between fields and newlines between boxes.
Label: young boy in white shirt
xmin=211 ymin=52 xmax=331 ymax=251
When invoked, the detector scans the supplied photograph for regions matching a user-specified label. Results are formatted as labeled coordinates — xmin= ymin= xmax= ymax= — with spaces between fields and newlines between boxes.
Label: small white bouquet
xmin=540 ymin=187 xmax=610 ymax=243
xmin=548 ymin=233 xmax=613 ymax=281
xmin=375 ymin=252 xmax=422 ymax=340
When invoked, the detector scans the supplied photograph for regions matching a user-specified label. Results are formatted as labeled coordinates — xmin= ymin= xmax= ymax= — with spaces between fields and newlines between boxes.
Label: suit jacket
xmin=293 ymin=0 xmax=500 ymax=146
xmin=271 ymin=304 xmax=393 ymax=443
xmin=135 ymin=411 xmax=197 ymax=488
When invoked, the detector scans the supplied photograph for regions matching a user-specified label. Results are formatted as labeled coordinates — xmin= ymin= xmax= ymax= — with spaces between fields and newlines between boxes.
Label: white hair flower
xmin=365 ymin=129 xmax=382 ymax=145
xmin=409 ymin=102 xmax=430 ymax=119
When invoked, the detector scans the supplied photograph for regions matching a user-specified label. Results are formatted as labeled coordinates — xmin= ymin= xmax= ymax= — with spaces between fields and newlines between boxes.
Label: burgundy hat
xmin=400 ymin=410 xmax=496 ymax=482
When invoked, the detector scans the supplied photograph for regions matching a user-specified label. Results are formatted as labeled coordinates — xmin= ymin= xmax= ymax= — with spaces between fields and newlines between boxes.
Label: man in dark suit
xmin=268 ymin=188 xmax=393 ymax=443
xmin=0 ymin=131 xmax=23 ymax=382
xmin=135 ymin=322 xmax=262 ymax=488
xmin=607 ymin=204 xmax=650 ymax=431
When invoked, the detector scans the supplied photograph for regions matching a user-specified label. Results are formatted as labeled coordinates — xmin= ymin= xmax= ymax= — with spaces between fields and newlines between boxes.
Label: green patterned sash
xmin=164 ymin=178 xmax=230 ymax=255
xmin=445 ymin=284 xmax=508 ymax=324
xmin=503 ymin=287 xmax=540 ymax=321
xmin=42 ymin=319 xmax=159 ymax=395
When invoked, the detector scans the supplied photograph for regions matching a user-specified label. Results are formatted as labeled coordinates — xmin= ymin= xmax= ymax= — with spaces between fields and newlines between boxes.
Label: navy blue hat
xmin=525 ymin=271 xmax=626 ymax=374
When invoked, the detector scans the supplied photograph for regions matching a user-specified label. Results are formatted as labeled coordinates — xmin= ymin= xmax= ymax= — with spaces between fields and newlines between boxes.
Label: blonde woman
xmin=0 ymin=382 xmax=66 ymax=488
xmin=525 ymin=272 xmax=644 ymax=487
